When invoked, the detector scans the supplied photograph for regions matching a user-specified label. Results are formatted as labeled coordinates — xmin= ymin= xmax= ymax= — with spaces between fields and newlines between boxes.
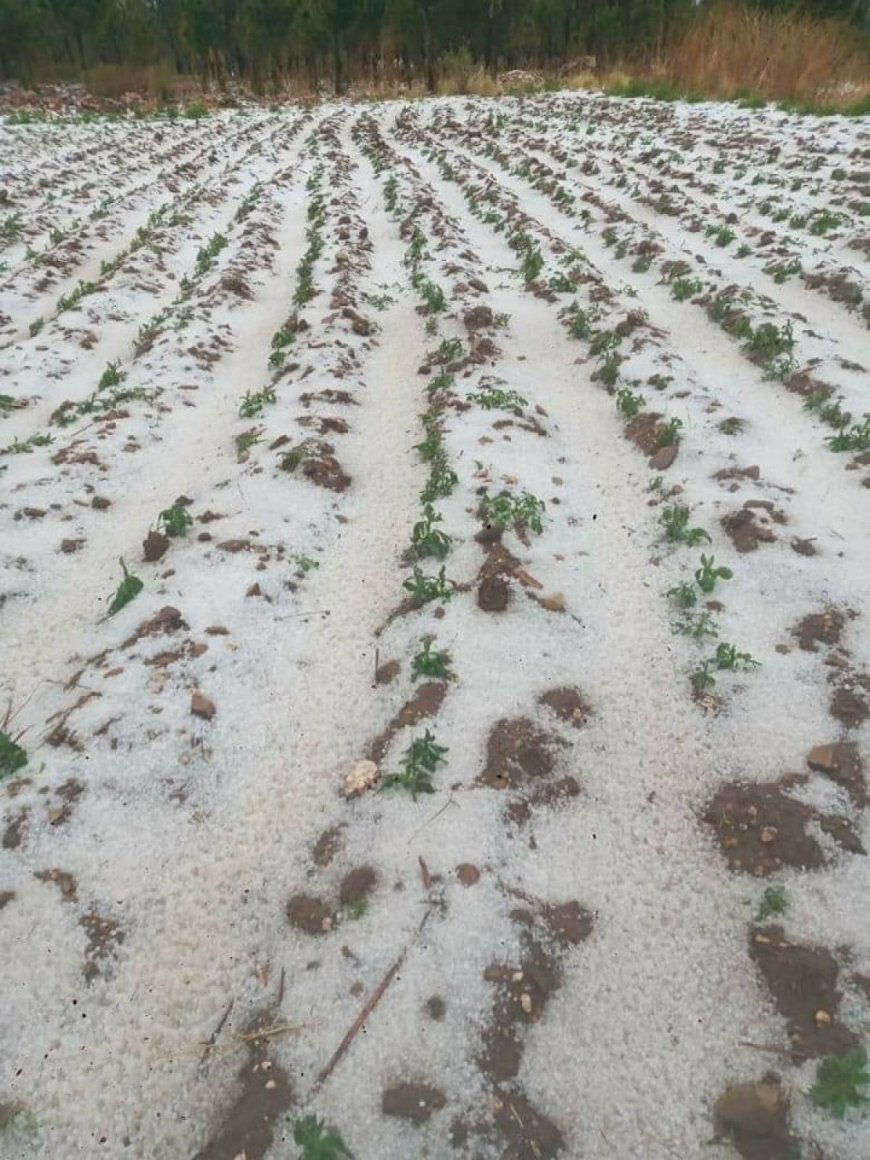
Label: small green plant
xmin=97 ymin=362 xmax=123 ymax=391
xmin=616 ymin=387 xmax=643 ymax=419
xmin=674 ymin=612 xmax=718 ymax=639
xmin=632 ymin=254 xmax=653 ymax=273
xmin=598 ymin=352 xmax=620 ymax=387
xmin=0 ymin=732 xmax=27 ymax=779
xmin=707 ymin=224 xmax=735 ymax=247
xmin=419 ymin=279 xmax=446 ymax=313
xmin=719 ymin=417 xmax=742 ymax=436
xmin=519 ymin=243 xmax=544 ymax=284
xmin=807 ymin=209 xmax=842 ymax=237
xmin=656 ymin=417 xmax=683 ymax=448
xmin=107 ymin=559 xmax=143 ymax=615
xmin=157 ymin=504 xmax=193 ymax=538
xmin=434 ymin=337 xmax=463 ymax=365
xmin=1 ymin=432 xmax=53 ymax=456
xmin=713 ymin=642 xmax=759 ymax=671
xmin=469 ymin=387 xmax=527 ymax=411
xmin=671 ymin=277 xmax=703 ymax=302
xmin=236 ymin=429 xmax=262 ymax=461
xmin=0 ymin=212 xmax=23 ymax=243
xmin=420 ymin=456 xmax=458 ymax=503
xmin=691 ymin=662 xmax=716 ymax=695
xmin=648 ymin=374 xmax=673 ymax=391
xmin=194 ymin=233 xmax=227 ymax=278
xmin=29 ymin=317 xmax=44 ymax=337
xmin=411 ymin=504 xmax=453 ymax=559
xmin=293 ymin=555 xmax=319 ymax=575
xmin=481 ymin=491 xmax=546 ymax=535
xmin=382 ymin=730 xmax=448 ymax=798
xmin=756 ymin=885 xmax=788 ymax=922
xmin=403 ymin=565 xmax=453 ymax=604
xmin=562 ymin=302 xmax=592 ymax=340
xmin=809 ymin=1048 xmax=869 ymax=1119
xmin=649 ymin=475 xmax=663 ymax=492
xmin=411 ymin=637 xmax=451 ymax=680
xmin=667 ymin=582 xmax=698 ymax=609
xmin=661 ymin=506 xmax=711 ymax=547
xmin=764 ymin=257 xmax=802 ymax=284
xmin=828 ymin=420 xmax=870 ymax=453
xmin=695 ymin=554 xmax=733 ymax=594
xmin=239 ymin=386 xmax=276 ymax=418
xmin=269 ymin=324 xmax=295 ymax=368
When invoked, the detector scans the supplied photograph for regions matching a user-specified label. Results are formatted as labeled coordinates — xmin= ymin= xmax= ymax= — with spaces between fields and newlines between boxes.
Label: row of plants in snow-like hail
xmin=396 ymin=110 xmax=760 ymax=707
xmin=0 ymin=113 xmax=288 ymax=347
xmin=424 ymin=105 xmax=870 ymax=459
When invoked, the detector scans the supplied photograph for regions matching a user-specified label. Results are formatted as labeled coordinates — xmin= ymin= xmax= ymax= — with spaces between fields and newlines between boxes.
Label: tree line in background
xmin=0 ymin=0 xmax=866 ymax=92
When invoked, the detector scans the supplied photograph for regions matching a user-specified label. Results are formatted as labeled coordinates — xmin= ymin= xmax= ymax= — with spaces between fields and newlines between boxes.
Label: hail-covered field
xmin=0 ymin=93 xmax=868 ymax=1160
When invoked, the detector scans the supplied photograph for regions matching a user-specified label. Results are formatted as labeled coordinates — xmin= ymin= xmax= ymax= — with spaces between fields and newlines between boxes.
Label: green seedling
xmin=469 ymin=387 xmax=527 ymax=411
xmin=616 ymin=388 xmax=643 ymax=418
xmin=411 ymin=638 xmax=451 ymax=680
xmin=434 ymin=338 xmax=463 ymax=365
xmin=293 ymin=555 xmax=319 ymax=575
xmin=713 ymin=642 xmax=759 ymax=671
xmin=670 ymin=276 xmax=703 ymax=302
xmin=493 ymin=312 xmax=511 ymax=329
xmin=236 ymin=429 xmax=262 ymax=461
xmin=412 ymin=505 xmax=452 ymax=560
xmin=691 ymin=662 xmax=716 ymax=695
xmin=269 ymin=325 xmax=295 ymax=368
xmin=756 ymin=885 xmax=788 ymax=922
xmin=97 ymin=362 xmax=123 ymax=391
xmin=810 ymin=1048 xmax=869 ymax=1118
xmin=548 ymin=272 xmax=575 ymax=293
xmin=828 ymin=421 xmax=870 ymax=453
xmin=519 ymin=244 xmax=544 ymax=284
xmin=656 ymin=417 xmax=683 ymax=448
xmin=562 ymin=302 xmax=592 ymax=340
xmin=481 ymin=492 xmax=546 ymax=536
xmin=674 ymin=612 xmax=718 ymax=639
xmin=293 ymin=1114 xmax=351 ymax=1159
xmin=707 ymin=224 xmax=735 ymax=247
xmin=598 ymin=352 xmax=620 ymax=387
xmin=157 ymin=504 xmax=193 ymax=538
xmin=764 ymin=257 xmax=802 ymax=284
xmin=0 ymin=732 xmax=27 ymax=779
xmin=632 ymin=255 xmax=653 ymax=274
xmin=420 ymin=457 xmax=458 ymax=503
xmin=661 ymin=506 xmax=711 ymax=546
xmin=419 ymin=279 xmax=446 ymax=313
xmin=403 ymin=565 xmax=453 ymax=604
xmin=736 ymin=244 xmax=752 ymax=258
xmin=107 ymin=559 xmax=143 ymax=615
xmin=589 ymin=330 xmax=618 ymax=357
xmin=695 ymin=554 xmax=733 ymax=594
xmin=382 ymin=729 xmax=448 ymax=798
xmin=648 ymin=374 xmax=673 ymax=391
xmin=239 ymin=386 xmax=276 ymax=419
xmin=0 ymin=212 xmax=23 ymax=242
xmin=1 ymin=433 xmax=53 ymax=455
xmin=649 ymin=475 xmax=663 ymax=492
xmin=29 ymin=317 xmax=44 ymax=337
xmin=808 ymin=209 xmax=842 ymax=236
xmin=194 ymin=233 xmax=227 ymax=278
xmin=667 ymin=582 xmax=698 ymax=609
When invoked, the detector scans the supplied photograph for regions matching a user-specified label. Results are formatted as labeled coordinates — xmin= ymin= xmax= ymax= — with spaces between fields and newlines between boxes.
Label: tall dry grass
xmin=664 ymin=4 xmax=869 ymax=107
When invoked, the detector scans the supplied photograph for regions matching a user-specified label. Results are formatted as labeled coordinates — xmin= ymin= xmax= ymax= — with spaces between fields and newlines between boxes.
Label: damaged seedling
xmin=667 ymin=582 xmax=698 ymax=609
xmin=382 ymin=729 xmax=448 ymax=798
xmin=403 ymin=565 xmax=453 ymax=604
xmin=616 ymin=387 xmax=643 ymax=418
xmin=411 ymin=505 xmax=452 ymax=560
xmin=810 ymin=1048 xmax=869 ymax=1119
xmin=293 ymin=1113 xmax=351 ymax=1159
xmin=712 ymin=642 xmax=759 ymax=671
xmin=107 ymin=559 xmax=143 ymax=615
xmin=695 ymin=553 xmax=732 ymax=594
xmin=0 ymin=728 xmax=27 ymax=779
xmin=157 ymin=503 xmax=193 ymax=538
xmin=469 ymin=387 xmax=527 ymax=411
xmin=481 ymin=491 xmax=546 ymax=536
xmin=756 ymin=885 xmax=788 ymax=922
xmin=661 ymin=506 xmax=711 ymax=547
xmin=674 ymin=612 xmax=718 ymax=639
xmin=411 ymin=637 xmax=452 ymax=680
xmin=656 ymin=417 xmax=683 ymax=448
xmin=827 ymin=420 xmax=870 ymax=453
xmin=239 ymin=386 xmax=276 ymax=419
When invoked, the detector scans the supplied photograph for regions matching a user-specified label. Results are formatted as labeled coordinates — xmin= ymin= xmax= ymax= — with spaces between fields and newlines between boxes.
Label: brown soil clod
xmin=375 ymin=659 xmax=400 ymax=686
xmin=426 ymin=995 xmax=446 ymax=1021
xmin=722 ymin=505 xmax=780 ymax=553
xmin=479 ymin=718 xmax=563 ymax=790
xmin=480 ymin=937 xmax=562 ymax=1083
xmin=506 ymin=775 xmax=581 ymax=826
xmin=286 ymin=893 xmax=333 ymax=936
xmin=830 ymin=685 xmax=869 ymax=728
xmin=478 ymin=575 xmax=510 ymax=612
xmin=81 ymin=912 xmax=124 ymax=983
xmin=703 ymin=777 xmax=862 ymax=875
xmin=713 ymin=1076 xmax=794 ymax=1160
xmin=456 ymin=863 xmax=481 ymax=887
xmin=749 ymin=926 xmax=858 ymax=1059
xmin=538 ymin=687 xmax=591 ymax=729
xmin=34 ymin=868 xmax=78 ymax=902
xmin=194 ymin=1006 xmax=294 ymax=1160
xmin=123 ymin=606 xmax=188 ymax=647
xmin=0 ymin=891 xmax=14 ymax=910
xmin=491 ymin=1088 xmax=565 ymax=1159
xmin=806 ymin=742 xmax=866 ymax=807
xmin=381 ymin=1081 xmax=446 ymax=1125
xmin=311 ymin=825 xmax=345 ymax=868
xmin=339 ymin=865 xmax=378 ymax=909
xmin=791 ymin=608 xmax=845 ymax=652
xmin=142 ymin=531 xmax=169 ymax=562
